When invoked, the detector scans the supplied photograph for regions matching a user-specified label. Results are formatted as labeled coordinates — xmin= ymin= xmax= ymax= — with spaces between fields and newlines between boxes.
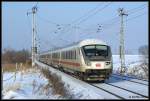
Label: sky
xmin=2 ymin=2 xmax=148 ymax=54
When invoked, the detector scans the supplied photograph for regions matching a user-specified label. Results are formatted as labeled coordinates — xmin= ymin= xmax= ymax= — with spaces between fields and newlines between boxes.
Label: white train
xmin=39 ymin=39 xmax=113 ymax=81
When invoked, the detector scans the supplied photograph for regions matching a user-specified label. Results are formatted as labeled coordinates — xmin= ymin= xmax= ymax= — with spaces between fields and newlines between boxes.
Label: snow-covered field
xmin=113 ymin=55 xmax=142 ymax=70
xmin=2 ymin=55 xmax=148 ymax=99
xmin=112 ymin=55 xmax=148 ymax=79
xmin=2 ymin=69 xmax=56 ymax=99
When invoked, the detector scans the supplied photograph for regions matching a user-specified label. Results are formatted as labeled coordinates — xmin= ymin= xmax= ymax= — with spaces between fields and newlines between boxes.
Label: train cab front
xmin=82 ymin=44 xmax=113 ymax=81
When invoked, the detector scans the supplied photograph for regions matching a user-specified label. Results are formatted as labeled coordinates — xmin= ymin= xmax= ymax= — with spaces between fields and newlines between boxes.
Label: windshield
xmin=82 ymin=45 xmax=111 ymax=61
xmin=83 ymin=45 xmax=108 ymax=56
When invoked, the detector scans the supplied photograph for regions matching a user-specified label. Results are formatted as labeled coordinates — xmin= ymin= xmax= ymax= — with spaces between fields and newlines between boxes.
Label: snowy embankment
xmin=2 ymin=64 xmax=108 ymax=99
xmin=2 ymin=69 xmax=52 ymax=99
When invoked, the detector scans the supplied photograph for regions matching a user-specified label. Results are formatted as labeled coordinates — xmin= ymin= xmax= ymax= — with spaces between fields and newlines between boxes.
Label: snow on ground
xmin=2 ymin=65 xmax=105 ymax=99
xmin=2 ymin=68 xmax=64 ymax=99
xmin=112 ymin=55 xmax=148 ymax=79
xmin=113 ymin=55 xmax=143 ymax=70
xmin=2 ymin=55 xmax=148 ymax=99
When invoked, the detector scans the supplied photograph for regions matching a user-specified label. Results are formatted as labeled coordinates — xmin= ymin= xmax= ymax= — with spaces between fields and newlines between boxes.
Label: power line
xmin=94 ymin=4 xmax=147 ymax=33
xmin=71 ymin=3 xmax=103 ymax=24
xmin=71 ymin=16 xmax=118 ymax=35
xmin=99 ymin=16 xmax=119 ymax=26
xmin=60 ymin=2 xmax=111 ymax=36
xmin=70 ymin=10 xmax=147 ymax=42
xmin=37 ymin=3 xmax=147 ymax=53
xmin=80 ymin=3 xmax=147 ymax=34
xmin=95 ymin=4 xmax=147 ymax=31
xmin=40 ymin=2 xmax=111 ymax=45
xmin=126 ymin=11 xmax=147 ymax=22
xmin=37 ymin=2 xmax=146 ymax=36
xmin=66 ymin=4 xmax=118 ymax=36
xmin=58 ymin=3 xmax=103 ymax=35
xmin=76 ymin=2 xmax=112 ymax=25
xmin=37 ymin=14 xmax=60 ymax=26
xmin=127 ymin=4 xmax=147 ymax=14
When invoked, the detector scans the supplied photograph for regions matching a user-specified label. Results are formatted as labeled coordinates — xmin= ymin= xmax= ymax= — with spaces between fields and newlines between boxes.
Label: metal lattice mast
xmin=118 ymin=8 xmax=128 ymax=74
xmin=27 ymin=6 xmax=38 ymax=67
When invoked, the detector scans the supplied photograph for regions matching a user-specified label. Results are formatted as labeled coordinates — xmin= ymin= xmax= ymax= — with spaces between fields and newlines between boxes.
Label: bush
xmin=2 ymin=48 xmax=31 ymax=64
xmin=40 ymin=68 xmax=68 ymax=97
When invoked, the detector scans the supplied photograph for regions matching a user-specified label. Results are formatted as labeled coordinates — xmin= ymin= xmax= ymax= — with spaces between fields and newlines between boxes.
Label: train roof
xmin=55 ymin=38 xmax=107 ymax=49
xmin=78 ymin=39 xmax=107 ymax=46
xmin=40 ymin=39 xmax=107 ymax=55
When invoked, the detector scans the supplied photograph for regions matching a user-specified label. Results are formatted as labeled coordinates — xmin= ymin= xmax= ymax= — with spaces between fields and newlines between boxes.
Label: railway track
xmin=112 ymin=73 xmax=148 ymax=81
xmin=36 ymin=60 xmax=148 ymax=99
xmin=105 ymin=83 xmax=148 ymax=98
xmin=89 ymin=84 xmax=124 ymax=99
xmin=111 ymin=74 xmax=148 ymax=86
xmin=90 ymin=83 xmax=148 ymax=99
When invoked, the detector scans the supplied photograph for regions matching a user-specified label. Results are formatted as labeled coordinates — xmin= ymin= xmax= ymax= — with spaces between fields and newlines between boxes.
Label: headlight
xmin=87 ymin=62 xmax=91 ymax=66
xmin=85 ymin=61 xmax=91 ymax=66
xmin=106 ymin=62 xmax=111 ymax=65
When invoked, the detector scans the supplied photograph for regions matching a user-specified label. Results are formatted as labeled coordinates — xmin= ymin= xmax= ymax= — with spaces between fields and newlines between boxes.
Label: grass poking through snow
xmin=40 ymin=68 xmax=69 ymax=97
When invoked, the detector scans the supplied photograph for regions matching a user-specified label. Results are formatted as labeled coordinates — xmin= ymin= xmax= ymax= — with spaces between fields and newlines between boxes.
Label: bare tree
xmin=2 ymin=48 xmax=31 ymax=64
xmin=2 ymin=48 xmax=16 ymax=64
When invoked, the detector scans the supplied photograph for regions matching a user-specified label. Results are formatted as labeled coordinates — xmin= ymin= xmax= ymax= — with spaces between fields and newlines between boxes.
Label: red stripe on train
xmin=53 ymin=60 xmax=80 ymax=67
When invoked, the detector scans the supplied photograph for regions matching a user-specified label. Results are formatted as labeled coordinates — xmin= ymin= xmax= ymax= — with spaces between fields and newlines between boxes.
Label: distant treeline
xmin=2 ymin=48 xmax=31 ymax=64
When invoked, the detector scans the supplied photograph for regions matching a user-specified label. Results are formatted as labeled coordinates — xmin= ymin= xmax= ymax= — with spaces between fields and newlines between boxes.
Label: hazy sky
xmin=2 ymin=2 xmax=148 ymax=54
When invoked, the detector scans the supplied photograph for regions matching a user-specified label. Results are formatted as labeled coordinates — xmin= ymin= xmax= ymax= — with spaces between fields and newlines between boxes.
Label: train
xmin=39 ymin=39 xmax=113 ymax=81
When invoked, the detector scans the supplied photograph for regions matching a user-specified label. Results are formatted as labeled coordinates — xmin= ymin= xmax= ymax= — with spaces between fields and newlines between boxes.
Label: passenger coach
xmin=39 ymin=39 xmax=113 ymax=81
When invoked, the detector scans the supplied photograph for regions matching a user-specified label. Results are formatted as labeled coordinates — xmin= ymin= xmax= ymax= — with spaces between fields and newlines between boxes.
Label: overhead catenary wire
xmin=56 ymin=2 xmax=112 ymax=42
xmin=79 ymin=3 xmax=147 ymax=31
xmin=126 ymin=11 xmax=147 ymax=22
xmin=34 ymin=3 xmax=147 ymax=53
xmin=55 ymin=9 xmax=147 ymax=48
xmin=39 ymin=33 xmax=70 ymax=52
xmin=76 ymin=10 xmax=147 ymax=43
xmin=82 ymin=3 xmax=147 ymax=28
xmin=64 ymin=3 xmax=111 ymax=28
xmin=70 ymin=3 xmax=103 ymax=24
xmin=52 ymin=3 xmax=104 ymax=42
xmin=78 ymin=5 xmax=147 ymax=37
xmin=38 ymin=2 xmax=113 ymax=47
xmin=61 ymin=3 xmax=104 ymax=30
xmin=37 ymin=14 xmax=69 ymax=44
xmin=36 ymin=16 xmax=68 ymax=51
xmin=37 ymin=14 xmax=60 ymax=26
xmin=85 ymin=4 xmax=147 ymax=33
xmin=127 ymin=3 xmax=147 ymax=14
xmin=34 ymin=3 xmax=147 ymax=36
xmin=76 ymin=2 xmax=112 ymax=25
xmin=27 ymin=3 xmax=99 ymax=52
